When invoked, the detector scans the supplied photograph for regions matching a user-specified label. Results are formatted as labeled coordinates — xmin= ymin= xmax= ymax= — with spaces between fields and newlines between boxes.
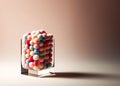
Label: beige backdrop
xmin=0 ymin=0 xmax=119 ymax=68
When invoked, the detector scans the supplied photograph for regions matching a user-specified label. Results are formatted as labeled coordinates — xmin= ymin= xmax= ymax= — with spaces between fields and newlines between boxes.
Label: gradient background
xmin=0 ymin=0 xmax=120 ymax=86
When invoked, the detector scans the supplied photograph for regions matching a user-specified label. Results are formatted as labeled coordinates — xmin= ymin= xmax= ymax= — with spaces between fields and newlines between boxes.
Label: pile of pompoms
xmin=22 ymin=30 xmax=53 ymax=71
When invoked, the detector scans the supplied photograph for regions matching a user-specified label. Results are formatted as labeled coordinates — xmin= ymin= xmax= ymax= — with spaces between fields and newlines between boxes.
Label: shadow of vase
xmin=42 ymin=72 xmax=120 ymax=79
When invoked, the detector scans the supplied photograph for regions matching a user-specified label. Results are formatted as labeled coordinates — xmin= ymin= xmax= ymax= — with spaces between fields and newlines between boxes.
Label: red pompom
xmin=48 ymin=53 xmax=52 ymax=58
xmin=29 ymin=56 xmax=34 ymax=62
xmin=33 ymin=60 xmax=39 ymax=66
xmin=26 ymin=40 xmax=30 ymax=45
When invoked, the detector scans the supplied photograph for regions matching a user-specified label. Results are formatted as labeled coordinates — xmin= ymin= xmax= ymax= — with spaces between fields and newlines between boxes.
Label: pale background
xmin=0 ymin=0 xmax=120 ymax=86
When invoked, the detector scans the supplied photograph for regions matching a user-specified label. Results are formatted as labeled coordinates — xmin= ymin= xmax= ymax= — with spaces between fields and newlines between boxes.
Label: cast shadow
xmin=43 ymin=72 xmax=120 ymax=79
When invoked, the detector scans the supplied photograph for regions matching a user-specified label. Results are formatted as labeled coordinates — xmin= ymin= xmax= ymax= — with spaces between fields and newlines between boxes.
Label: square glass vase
xmin=21 ymin=39 xmax=55 ymax=77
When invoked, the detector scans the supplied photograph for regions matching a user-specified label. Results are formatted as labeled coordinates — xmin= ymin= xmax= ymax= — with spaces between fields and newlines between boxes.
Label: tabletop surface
xmin=0 ymin=55 xmax=120 ymax=86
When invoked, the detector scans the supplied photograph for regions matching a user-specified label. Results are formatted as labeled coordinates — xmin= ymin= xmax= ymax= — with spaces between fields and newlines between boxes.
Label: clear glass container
xmin=21 ymin=31 xmax=55 ymax=77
